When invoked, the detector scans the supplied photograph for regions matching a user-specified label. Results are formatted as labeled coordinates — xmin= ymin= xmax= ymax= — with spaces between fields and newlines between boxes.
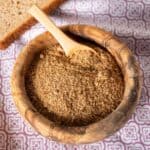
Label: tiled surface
xmin=0 ymin=0 xmax=150 ymax=149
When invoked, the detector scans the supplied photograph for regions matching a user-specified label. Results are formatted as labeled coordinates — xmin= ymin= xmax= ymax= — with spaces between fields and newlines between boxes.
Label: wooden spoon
xmin=28 ymin=5 xmax=97 ymax=57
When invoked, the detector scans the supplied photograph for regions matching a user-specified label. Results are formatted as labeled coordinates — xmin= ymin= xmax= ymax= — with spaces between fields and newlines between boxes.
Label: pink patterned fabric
xmin=0 ymin=0 xmax=150 ymax=149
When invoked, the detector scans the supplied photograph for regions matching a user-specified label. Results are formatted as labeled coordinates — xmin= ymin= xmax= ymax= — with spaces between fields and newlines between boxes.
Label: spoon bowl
xmin=29 ymin=5 xmax=98 ymax=58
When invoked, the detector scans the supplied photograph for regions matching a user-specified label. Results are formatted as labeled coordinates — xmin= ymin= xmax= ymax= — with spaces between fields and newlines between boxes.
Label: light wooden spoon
xmin=28 ymin=5 xmax=97 ymax=57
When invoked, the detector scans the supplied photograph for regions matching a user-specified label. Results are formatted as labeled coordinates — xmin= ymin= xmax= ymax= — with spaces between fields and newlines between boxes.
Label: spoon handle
xmin=29 ymin=5 xmax=78 ymax=56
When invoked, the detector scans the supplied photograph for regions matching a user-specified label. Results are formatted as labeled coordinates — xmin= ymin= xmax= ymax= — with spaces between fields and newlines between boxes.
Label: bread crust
xmin=0 ymin=0 xmax=66 ymax=50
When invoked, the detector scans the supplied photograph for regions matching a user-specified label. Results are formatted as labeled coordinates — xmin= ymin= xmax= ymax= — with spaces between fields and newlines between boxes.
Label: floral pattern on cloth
xmin=0 ymin=0 xmax=150 ymax=149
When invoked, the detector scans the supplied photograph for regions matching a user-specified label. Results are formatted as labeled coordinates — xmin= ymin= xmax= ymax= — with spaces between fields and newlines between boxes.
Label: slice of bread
xmin=0 ymin=0 xmax=65 ymax=49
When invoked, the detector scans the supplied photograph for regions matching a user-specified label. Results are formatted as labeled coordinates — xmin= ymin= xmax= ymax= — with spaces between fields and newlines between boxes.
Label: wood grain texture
xmin=0 ymin=0 xmax=66 ymax=50
xmin=11 ymin=25 xmax=142 ymax=144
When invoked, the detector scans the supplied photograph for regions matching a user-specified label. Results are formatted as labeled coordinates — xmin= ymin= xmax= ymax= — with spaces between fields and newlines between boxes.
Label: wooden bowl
xmin=11 ymin=25 xmax=142 ymax=144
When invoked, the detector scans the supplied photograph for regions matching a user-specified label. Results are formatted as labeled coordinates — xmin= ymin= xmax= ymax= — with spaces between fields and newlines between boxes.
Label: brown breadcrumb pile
xmin=25 ymin=43 xmax=124 ymax=126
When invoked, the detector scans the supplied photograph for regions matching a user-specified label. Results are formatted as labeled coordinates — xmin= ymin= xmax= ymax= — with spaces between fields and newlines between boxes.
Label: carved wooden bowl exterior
xmin=11 ymin=25 xmax=142 ymax=144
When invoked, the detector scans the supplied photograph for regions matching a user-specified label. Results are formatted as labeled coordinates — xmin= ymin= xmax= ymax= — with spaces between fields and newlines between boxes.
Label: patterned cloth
xmin=0 ymin=0 xmax=150 ymax=149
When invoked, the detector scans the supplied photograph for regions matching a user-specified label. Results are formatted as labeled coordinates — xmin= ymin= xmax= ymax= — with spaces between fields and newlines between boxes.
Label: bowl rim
xmin=11 ymin=24 xmax=142 ymax=144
